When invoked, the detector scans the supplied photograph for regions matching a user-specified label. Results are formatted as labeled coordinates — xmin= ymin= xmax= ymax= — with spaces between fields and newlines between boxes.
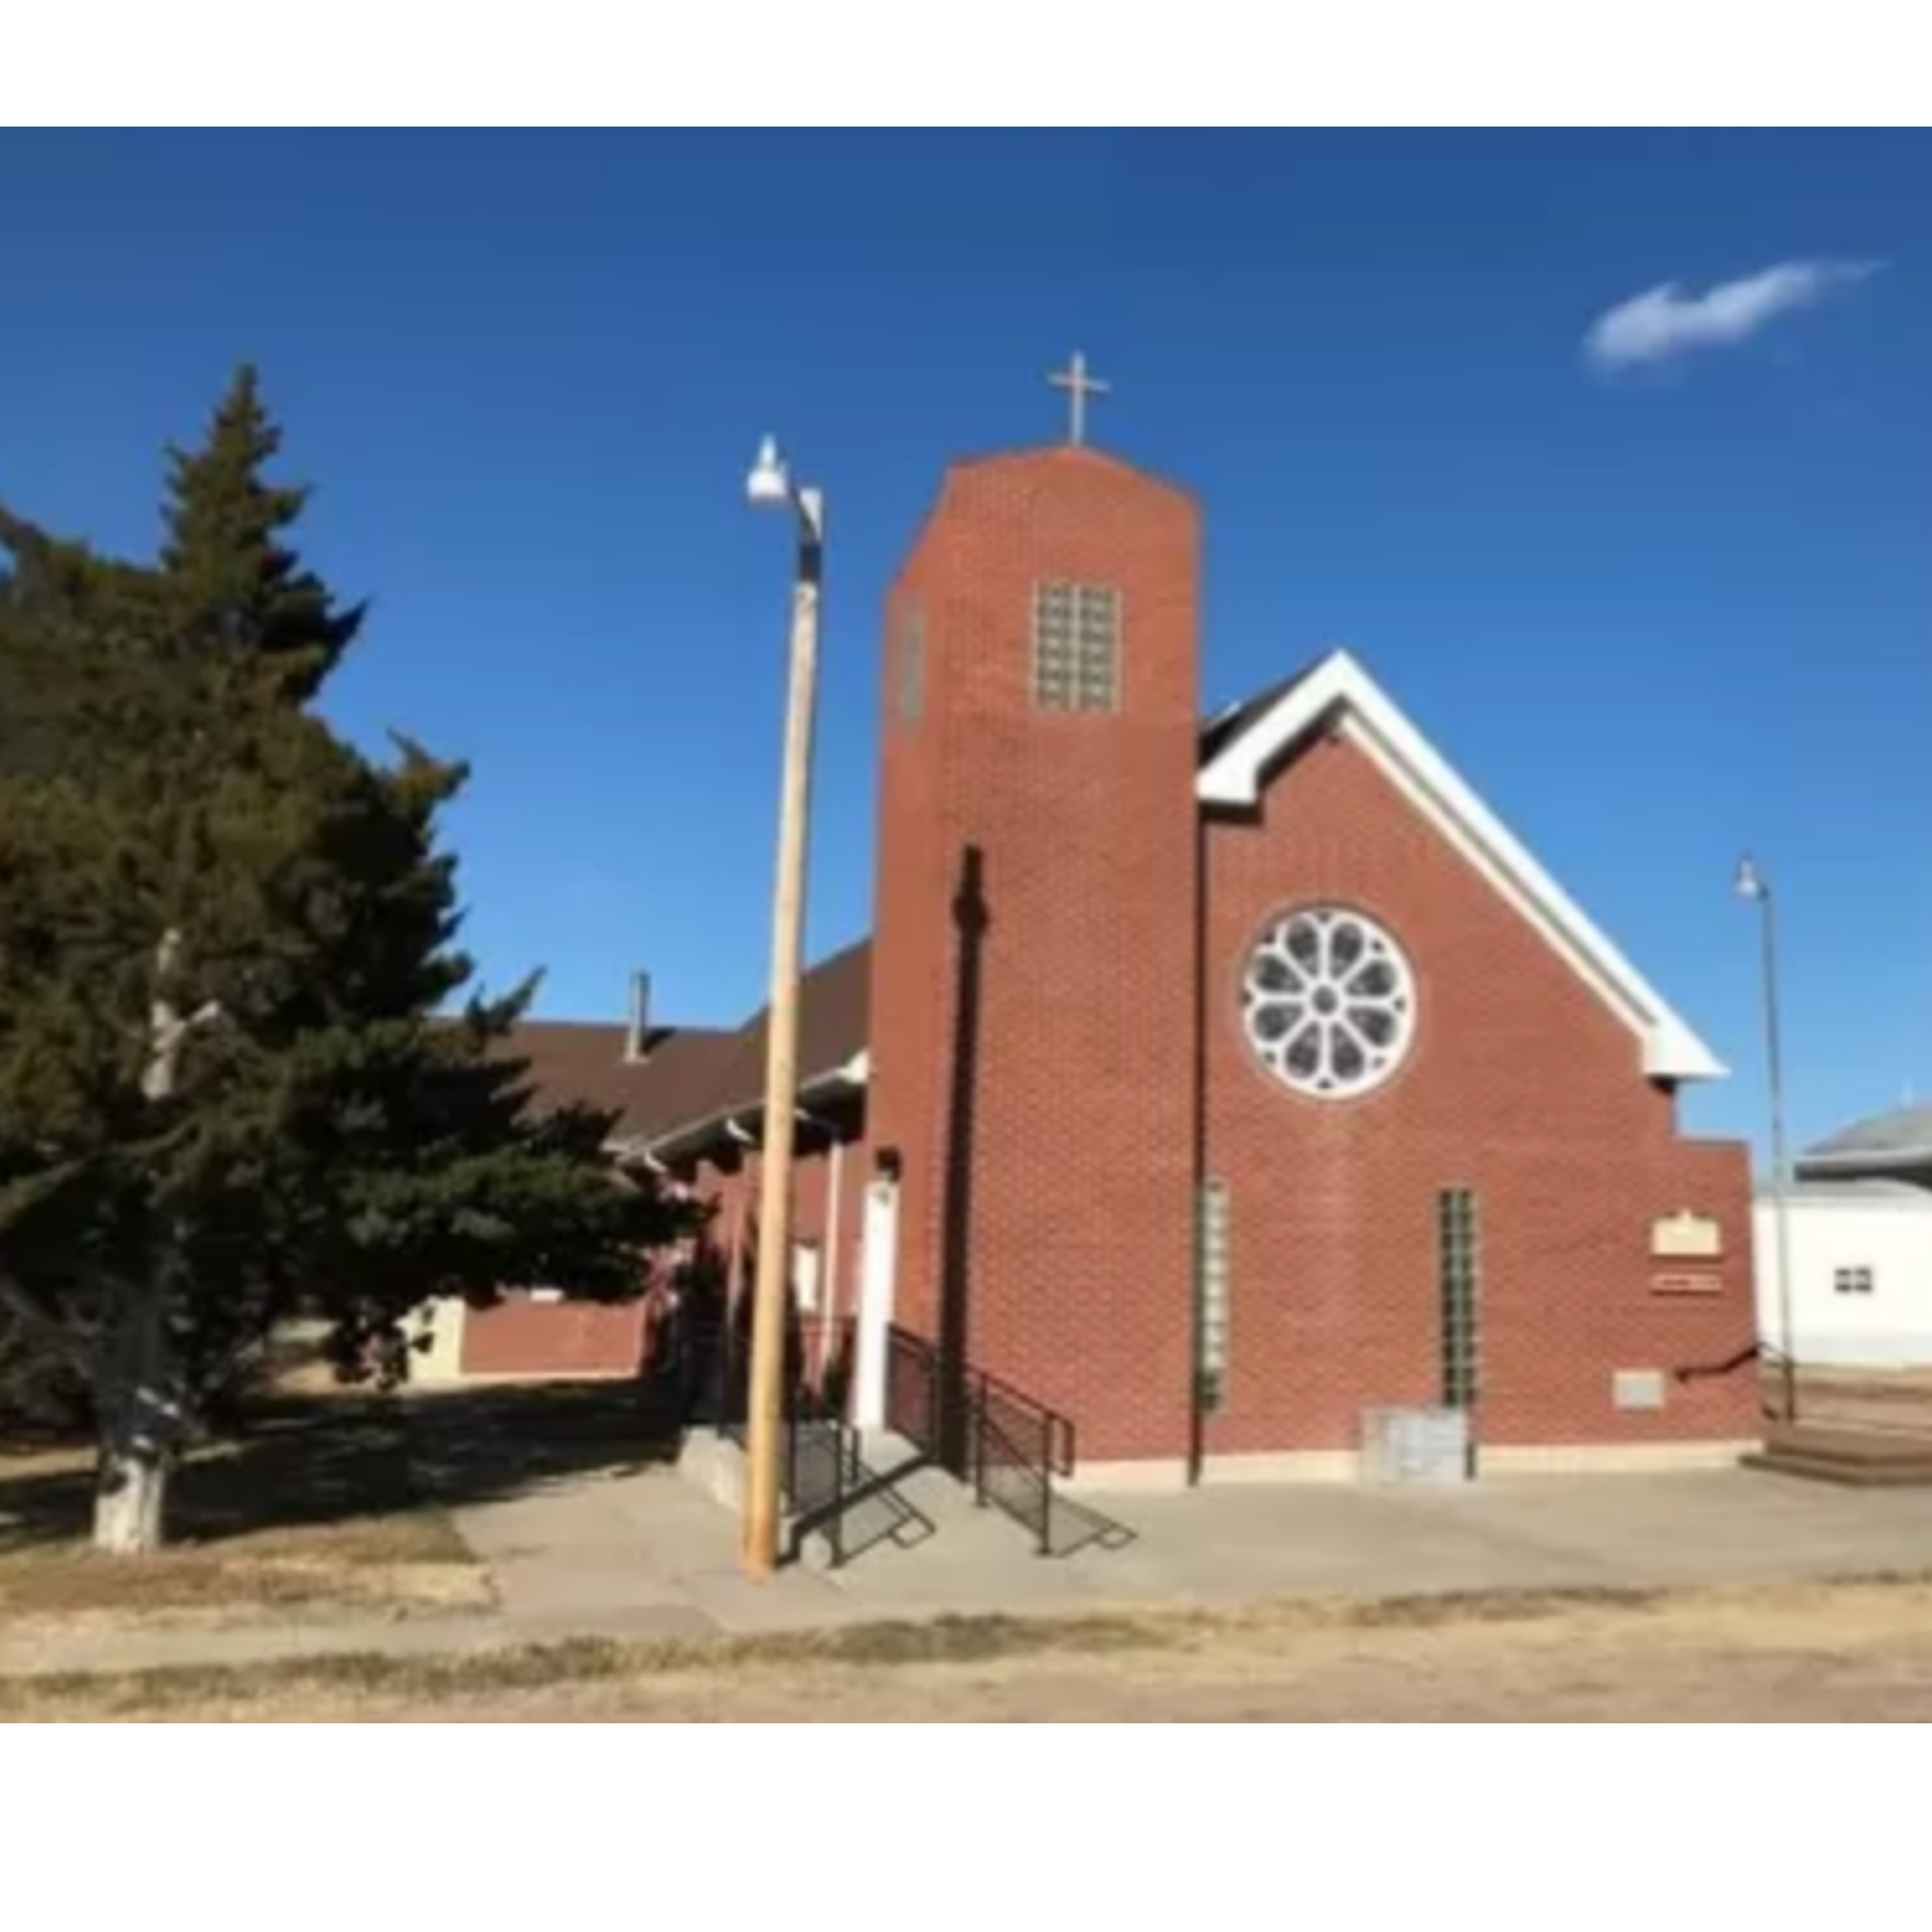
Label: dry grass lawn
xmin=13 ymin=1574 xmax=1932 ymax=1721
xmin=0 ymin=1396 xmax=486 ymax=1630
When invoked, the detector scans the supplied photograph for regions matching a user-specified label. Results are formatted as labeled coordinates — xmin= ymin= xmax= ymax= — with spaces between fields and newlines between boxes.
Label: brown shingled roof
xmin=505 ymin=1020 xmax=737 ymax=1143
xmin=720 ymin=937 xmax=870 ymax=1099
xmin=640 ymin=938 xmax=872 ymax=1153
xmin=502 ymin=939 xmax=872 ymax=1157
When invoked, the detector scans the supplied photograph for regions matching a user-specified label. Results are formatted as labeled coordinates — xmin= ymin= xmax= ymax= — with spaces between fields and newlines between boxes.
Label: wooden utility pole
xmin=741 ymin=481 xmax=825 ymax=1580
xmin=1737 ymin=855 xmax=1800 ymax=1427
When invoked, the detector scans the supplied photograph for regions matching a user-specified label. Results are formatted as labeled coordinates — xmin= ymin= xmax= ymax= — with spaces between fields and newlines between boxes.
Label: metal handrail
xmin=880 ymin=1323 xmax=1074 ymax=1554
xmin=684 ymin=1307 xmax=865 ymax=1566
xmin=973 ymin=1362 xmax=1074 ymax=1477
xmin=968 ymin=1367 xmax=1060 ymax=1557
xmin=782 ymin=1393 xmax=855 ymax=1568
xmin=1671 ymin=1337 xmax=1802 ymax=1425
xmin=884 ymin=1322 xmax=941 ymax=1456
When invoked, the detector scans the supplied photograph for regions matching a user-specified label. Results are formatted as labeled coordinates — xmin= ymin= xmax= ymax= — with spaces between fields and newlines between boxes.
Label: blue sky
xmin=1 ymin=129 xmax=1925 ymax=1158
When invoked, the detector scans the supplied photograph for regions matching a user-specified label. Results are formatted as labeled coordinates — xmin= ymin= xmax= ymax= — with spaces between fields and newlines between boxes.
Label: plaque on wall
xmin=1652 ymin=1271 xmax=1722 ymax=1297
xmin=1651 ymin=1210 xmax=1722 ymax=1261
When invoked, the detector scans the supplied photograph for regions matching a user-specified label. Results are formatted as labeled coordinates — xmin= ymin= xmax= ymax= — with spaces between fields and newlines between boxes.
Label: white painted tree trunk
xmin=88 ymin=926 xmax=213 ymax=1556
xmin=92 ymin=1288 xmax=182 ymax=1556
xmin=94 ymin=1438 xmax=170 ymax=1554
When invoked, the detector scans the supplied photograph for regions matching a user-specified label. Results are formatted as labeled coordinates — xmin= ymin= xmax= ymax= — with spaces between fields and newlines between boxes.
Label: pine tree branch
xmin=0 ymin=1264 xmax=100 ymax=1374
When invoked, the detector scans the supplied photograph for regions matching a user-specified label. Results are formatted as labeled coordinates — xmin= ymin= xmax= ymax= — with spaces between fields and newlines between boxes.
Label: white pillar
xmin=851 ymin=1176 xmax=899 ymax=1431
xmin=819 ymin=1136 xmax=847 ymax=1375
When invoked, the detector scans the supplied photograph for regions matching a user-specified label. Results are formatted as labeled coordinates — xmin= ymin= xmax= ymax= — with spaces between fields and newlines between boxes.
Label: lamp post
xmin=1735 ymin=853 xmax=1798 ymax=1425
xmin=739 ymin=435 xmax=826 ymax=1580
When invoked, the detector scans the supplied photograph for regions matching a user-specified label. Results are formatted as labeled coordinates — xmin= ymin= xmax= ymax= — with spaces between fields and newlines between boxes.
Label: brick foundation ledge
xmin=1064 ymin=1439 xmax=1762 ymax=1492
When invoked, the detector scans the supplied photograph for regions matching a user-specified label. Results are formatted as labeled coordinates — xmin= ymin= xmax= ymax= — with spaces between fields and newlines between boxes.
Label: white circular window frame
xmin=1239 ymin=903 xmax=1418 ymax=1100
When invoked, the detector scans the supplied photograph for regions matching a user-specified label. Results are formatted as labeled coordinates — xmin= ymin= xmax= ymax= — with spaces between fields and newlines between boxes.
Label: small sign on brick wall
xmin=1651 ymin=1210 xmax=1722 ymax=1261
xmin=1613 ymin=1369 xmax=1667 ymax=1412
xmin=1652 ymin=1271 xmax=1722 ymax=1297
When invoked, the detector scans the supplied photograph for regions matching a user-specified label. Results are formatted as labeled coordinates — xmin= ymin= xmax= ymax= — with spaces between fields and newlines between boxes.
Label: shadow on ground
xmin=404 ymin=1379 xmax=681 ymax=1506
xmin=0 ymin=1379 xmax=680 ymax=1552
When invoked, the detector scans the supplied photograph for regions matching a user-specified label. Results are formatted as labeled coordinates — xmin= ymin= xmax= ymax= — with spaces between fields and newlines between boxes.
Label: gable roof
xmin=1762 ymin=1177 xmax=1932 ymax=1207
xmin=501 ymin=942 xmax=873 ymax=1164
xmin=1200 ymin=667 xmax=1319 ymax=762
xmin=692 ymin=938 xmax=872 ymax=1123
xmin=632 ymin=939 xmax=872 ymax=1158
xmin=1798 ymin=1105 xmax=1932 ymax=1176
xmin=1195 ymin=648 xmax=1725 ymax=1086
xmin=505 ymin=1019 xmax=738 ymax=1143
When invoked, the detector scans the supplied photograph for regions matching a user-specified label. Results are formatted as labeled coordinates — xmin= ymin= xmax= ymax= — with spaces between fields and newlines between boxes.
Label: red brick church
xmin=452 ymin=371 xmax=1762 ymax=1483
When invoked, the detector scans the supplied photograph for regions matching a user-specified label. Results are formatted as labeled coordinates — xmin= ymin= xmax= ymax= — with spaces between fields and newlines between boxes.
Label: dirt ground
xmin=14 ymin=1576 xmax=1932 ymax=1721
xmin=0 ymin=1378 xmax=678 ymax=1632
xmin=0 ymin=1397 xmax=485 ymax=1629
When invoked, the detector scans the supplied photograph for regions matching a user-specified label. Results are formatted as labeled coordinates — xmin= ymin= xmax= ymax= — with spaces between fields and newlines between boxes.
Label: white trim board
xmin=1195 ymin=648 xmax=1724 ymax=1085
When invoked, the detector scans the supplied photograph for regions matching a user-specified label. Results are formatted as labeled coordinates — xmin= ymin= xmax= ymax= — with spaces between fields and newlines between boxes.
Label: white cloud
xmin=1582 ymin=258 xmax=1883 ymax=375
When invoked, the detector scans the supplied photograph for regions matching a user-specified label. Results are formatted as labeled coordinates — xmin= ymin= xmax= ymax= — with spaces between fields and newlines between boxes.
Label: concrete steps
xmin=1744 ymin=1423 xmax=1932 ymax=1490
xmin=677 ymin=1426 xmax=948 ymax=1569
xmin=858 ymin=1434 xmax=1136 ymax=1559
xmin=677 ymin=1424 xmax=1135 ymax=1569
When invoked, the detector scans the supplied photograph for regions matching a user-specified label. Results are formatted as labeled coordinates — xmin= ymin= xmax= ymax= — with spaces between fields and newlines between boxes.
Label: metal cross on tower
xmin=1048 ymin=349 xmax=1110 ymax=446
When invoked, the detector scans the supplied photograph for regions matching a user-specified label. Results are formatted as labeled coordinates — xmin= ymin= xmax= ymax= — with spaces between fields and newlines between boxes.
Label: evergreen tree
xmin=0 ymin=368 xmax=686 ymax=1549
xmin=157 ymin=363 xmax=363 ymax=702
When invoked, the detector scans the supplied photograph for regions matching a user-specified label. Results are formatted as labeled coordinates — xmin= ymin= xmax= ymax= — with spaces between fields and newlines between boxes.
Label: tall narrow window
xmin=1436 ymin=1187 xmax=1480 ymax=1411
xmin=1195 ymin=1179 xmax=1232 ymax=1414
xmin=1032 ymin=581 xmax=1122 ymax=712
xmin=897 ymin=608 xmax=925 ymax=723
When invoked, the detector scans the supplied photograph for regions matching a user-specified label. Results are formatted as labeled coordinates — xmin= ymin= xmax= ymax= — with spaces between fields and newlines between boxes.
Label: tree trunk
xmin=88 ymin=925 xmax=213 ymax=1555
xmin=94 ymin=1437 xmax=170 ymax=1554
xmin=92 ymin=1288 xmax=183 ymax=1556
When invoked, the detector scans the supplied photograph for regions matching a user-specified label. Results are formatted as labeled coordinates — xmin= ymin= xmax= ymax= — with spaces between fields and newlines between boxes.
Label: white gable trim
xmin=1196 ymin=649 xmax=1726 ymax=1085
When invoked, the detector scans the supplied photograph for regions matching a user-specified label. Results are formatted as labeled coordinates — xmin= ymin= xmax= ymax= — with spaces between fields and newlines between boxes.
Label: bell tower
xmin=867 ymin=355 xmax=1204 ymax=1463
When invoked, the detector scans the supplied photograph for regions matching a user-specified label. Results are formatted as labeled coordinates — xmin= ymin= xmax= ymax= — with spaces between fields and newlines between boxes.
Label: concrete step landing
xmin=1744 ymin=1422 xmax=1932 ymax=1489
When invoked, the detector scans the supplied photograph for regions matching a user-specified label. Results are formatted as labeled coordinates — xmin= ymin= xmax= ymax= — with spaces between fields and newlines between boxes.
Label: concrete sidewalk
xmin=6 ymin=1457 xmax=1932 ymax=1682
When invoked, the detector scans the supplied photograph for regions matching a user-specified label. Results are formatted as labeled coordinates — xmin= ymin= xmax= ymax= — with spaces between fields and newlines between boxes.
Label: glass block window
xmin=1195 ymin=1179 xmax=1232 ymax=1414
xmin=898 ymin=608 xmax=925 ymax=723
xmin=1437 ymin=1187 xmax=1480 ymax=1411
xmin=1032 ymin=581 xmax=1122 ymax=713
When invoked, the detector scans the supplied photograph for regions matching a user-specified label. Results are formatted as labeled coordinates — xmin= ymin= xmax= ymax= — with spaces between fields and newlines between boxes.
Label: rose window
xmin=1240 ymin=906 xmax=1417 ymax=1098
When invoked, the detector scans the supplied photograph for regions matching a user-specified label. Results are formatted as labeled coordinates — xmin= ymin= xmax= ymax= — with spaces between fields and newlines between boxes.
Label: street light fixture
xmin=1736 ymin=852 xmax=1799 ymax=1425
xmin=739 ymin=434 xmax=826 ymax=1580
xmin=745 ymin=436 xmax=792 ymax=509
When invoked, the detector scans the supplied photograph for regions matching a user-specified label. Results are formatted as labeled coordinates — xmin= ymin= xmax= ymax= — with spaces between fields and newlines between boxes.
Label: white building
xmin=1755 ymin=1106 xmax=1932 ymax=1370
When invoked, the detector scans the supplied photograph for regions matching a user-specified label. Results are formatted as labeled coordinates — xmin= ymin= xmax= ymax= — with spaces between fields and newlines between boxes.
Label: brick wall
xmin=1198 ymin=731 xmax=1758 ymax=1461
xmin=459 ymin=1294 xmax=649 ymax=1378
xmin=869 ymin=448 xmax=1204 ymax=1462
xmin=686 ymin=1137 xmax=868 ymax=1331
xmin=863 ymin=443 xmax=1754 ymax=1471
xmin=447 ymin=1122 xmax=872 ymax=1385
